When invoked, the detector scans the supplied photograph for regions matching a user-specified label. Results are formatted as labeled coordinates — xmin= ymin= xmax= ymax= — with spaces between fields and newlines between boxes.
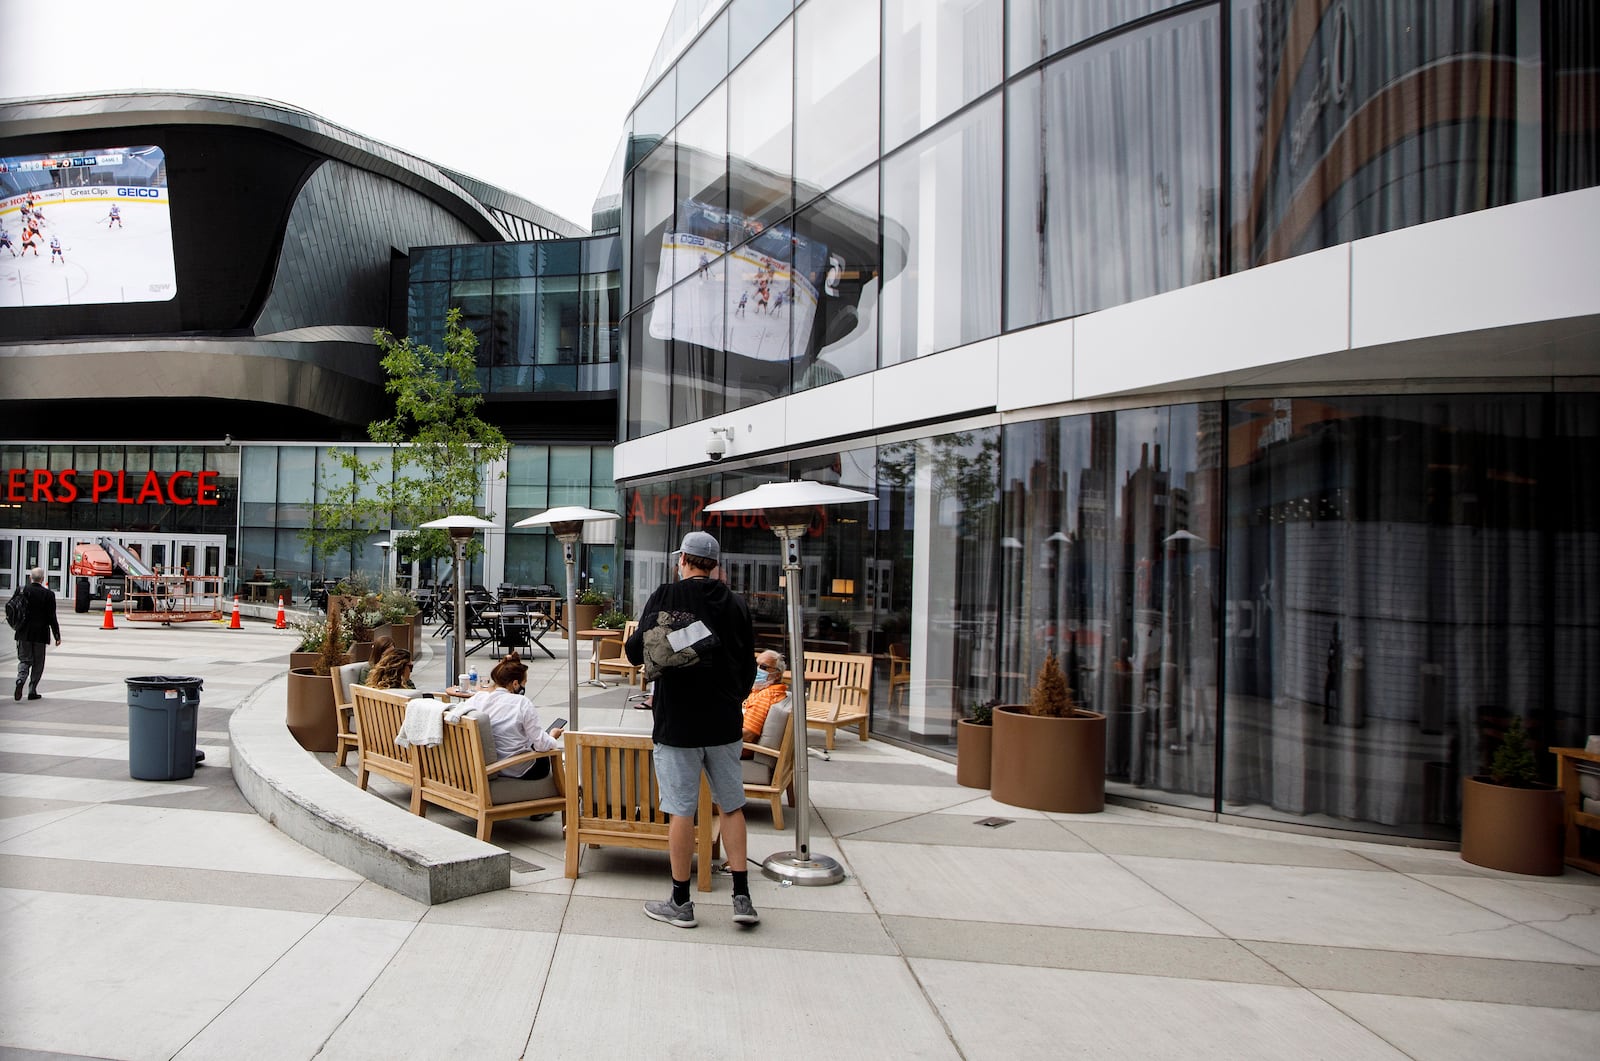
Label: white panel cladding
xmin=786 ymin=372 xmax=873 ymax=447
xmin=872 ymin=337 xmax=998 ymax=428
xmin=613 ymin=432 xmax=671 ymax=481
xmin=996 ymin=318 xmax=1073 ymax=411
xmin=1351 ymin=185 xmax=1600 ymax=349
xmin=1074 ymin=244 xmax=1350 ymax=399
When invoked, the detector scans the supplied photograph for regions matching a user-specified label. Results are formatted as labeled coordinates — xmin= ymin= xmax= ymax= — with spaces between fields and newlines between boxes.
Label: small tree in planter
xmin=991 ymin=651 xmax=1105 ymax=813
xmin=1461 ymin=717 xmax=1564 ymax=875
xmin=573 ymin=588 xmax=609 ymax=633
xmin=956 ymin=700 xmax=996 ymax=790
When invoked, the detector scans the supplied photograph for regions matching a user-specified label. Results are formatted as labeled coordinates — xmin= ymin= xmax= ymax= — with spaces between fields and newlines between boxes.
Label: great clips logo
xmin=4 ymin=468 xmax=220 ymax=506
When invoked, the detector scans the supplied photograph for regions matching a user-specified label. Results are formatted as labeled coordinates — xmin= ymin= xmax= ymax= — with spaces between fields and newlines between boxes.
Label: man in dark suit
xmin=14 ymin=567 xmax=62 ymax=701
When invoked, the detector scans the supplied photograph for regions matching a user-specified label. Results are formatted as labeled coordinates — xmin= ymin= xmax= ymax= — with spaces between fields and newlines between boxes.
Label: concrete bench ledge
xmin=228 ymin=674 xmax=508 ymax=905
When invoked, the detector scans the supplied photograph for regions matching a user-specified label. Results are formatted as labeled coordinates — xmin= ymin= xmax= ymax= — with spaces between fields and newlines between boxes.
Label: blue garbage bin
xmin=126 ymin=676 xmax=203 ymax=780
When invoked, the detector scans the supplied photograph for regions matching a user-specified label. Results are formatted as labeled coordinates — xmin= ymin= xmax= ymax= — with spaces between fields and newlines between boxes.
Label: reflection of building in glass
xmin=613 ymin=0 xmax=1600 ymax=843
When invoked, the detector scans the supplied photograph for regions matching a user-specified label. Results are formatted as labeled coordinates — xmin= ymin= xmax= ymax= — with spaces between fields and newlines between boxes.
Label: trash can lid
xmin=125 ymin=675 xmax=204 ymax=689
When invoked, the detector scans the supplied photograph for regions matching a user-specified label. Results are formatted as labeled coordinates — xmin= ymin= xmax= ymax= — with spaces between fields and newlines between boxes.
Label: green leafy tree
xmin=301 ymin=309 xmax=508 ymax=578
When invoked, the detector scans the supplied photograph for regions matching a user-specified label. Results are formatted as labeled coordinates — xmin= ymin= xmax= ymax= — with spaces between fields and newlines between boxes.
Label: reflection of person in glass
xmin=1323 ymin=622 xmax=1342 ymax=725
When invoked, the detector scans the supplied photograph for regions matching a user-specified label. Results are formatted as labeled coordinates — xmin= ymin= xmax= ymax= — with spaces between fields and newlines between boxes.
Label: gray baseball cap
xmin=674 ymin=530 xmax=721 ymax=564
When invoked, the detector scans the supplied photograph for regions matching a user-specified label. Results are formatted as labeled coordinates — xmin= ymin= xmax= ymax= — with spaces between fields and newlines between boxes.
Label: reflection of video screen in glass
xmin=0 ymin=145 xmax=176 ymax=308
xmin=652 ymin=199 xmax=830 ymax=362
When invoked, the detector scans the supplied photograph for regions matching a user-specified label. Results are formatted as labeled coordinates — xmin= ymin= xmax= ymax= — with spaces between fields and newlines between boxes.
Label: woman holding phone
xmin=463 ymin=652 xmax=565 ymax=780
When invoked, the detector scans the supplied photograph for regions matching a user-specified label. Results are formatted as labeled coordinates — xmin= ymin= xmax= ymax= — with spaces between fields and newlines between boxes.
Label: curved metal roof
xmin=0 ymin=90 xmax=587 ymax=240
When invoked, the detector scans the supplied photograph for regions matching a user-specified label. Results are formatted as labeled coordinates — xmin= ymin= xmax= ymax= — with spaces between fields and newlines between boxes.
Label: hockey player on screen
xmin=0 ymin=228 xmax=14 ymax=256
xmin=107 ymin=203 xmax=123 ymax=228
xmin=49 ymin=235 xmax=64 ymax=264
xmin=19 ymin=223 xmax=40 ymax=256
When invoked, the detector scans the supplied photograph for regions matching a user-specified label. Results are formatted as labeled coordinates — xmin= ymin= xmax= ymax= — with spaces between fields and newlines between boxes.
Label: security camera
xmin=706 ymin=427 xmax=732 ymax=462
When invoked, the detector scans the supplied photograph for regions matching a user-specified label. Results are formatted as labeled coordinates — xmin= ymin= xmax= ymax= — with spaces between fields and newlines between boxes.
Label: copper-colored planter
xmin=1460 ymin=776 xmax=1564 ymax=875
xmin=991 ymin=707 xmax=1106 ymax=813
xmin=956 ymin=720 xmax=993 ymax=789
xmin=286 ymin=667 xmax=339 ymax=752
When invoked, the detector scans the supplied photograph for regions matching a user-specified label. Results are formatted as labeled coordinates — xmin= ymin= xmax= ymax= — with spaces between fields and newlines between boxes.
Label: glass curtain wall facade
xmin=622 ymin=0 xmax=1596 ymax=438
xmin=409 ymin=236 xmax=621 ymax=395
xmin=617 ymin=0 xmax=1599 ymax=839
xmin=624 ymin=391 xmax=1600 ymax=838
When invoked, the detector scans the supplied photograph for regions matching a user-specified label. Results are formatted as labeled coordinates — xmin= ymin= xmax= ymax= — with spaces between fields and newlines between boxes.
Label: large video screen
xmin=0 ymin=145 xmax=176 ymax=308
xmin=651 ymin=198 xmax=832 ymax=361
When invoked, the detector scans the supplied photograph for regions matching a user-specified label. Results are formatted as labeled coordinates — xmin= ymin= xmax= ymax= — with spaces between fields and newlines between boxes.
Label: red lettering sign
xmin=3 ymin=467 xmax=220 ymax=507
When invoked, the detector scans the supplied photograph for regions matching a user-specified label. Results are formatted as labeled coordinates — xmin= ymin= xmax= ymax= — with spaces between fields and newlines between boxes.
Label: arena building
xmin=0 ymin=91 xmax=622 ymax=601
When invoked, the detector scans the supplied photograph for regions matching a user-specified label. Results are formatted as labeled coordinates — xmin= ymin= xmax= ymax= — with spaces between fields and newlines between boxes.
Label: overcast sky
xmin=0 ymin=0 xmax=679 ymax=228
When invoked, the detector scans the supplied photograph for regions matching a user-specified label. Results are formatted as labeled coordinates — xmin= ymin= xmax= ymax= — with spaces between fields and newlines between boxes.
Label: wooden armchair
xmin=803 ymin=651 xmax=873 ymax=750
xmin=563 ymin=731 xmax=718 ymax=892
xmin=888 ymin=644 xmax=910 ymax=714
xmin=1553 ymin=745 xmax=1600 ymax=875
xmin=332 ymin=661 xmax=368 ymax=768
xmin=414 ymin=711 xmax=565 ymax=843
xmin=591 ymin=620 xmax=644 ymax=685
xmin=350 ymin=685 xmax=420 ymax=812
xmin=742 ymin=699 xmax=796 ymax=829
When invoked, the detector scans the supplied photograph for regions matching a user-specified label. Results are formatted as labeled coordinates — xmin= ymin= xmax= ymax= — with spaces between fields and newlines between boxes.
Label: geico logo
xmin=116 ymin=187 xmax=161 ymax=198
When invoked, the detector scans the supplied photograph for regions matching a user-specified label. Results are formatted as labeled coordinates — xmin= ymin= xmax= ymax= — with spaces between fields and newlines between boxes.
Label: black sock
xmin=671 ymin=877 xmax=690 ymax=905
xmin=731 ymin=870 xmax=749 ymax=897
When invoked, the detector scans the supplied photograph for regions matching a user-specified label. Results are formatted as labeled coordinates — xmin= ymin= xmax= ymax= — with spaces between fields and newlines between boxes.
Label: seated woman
xmin=742 ymin=650 xmax=788 ymax=747
xmin=462 ymin=652 xmax=564 ymax=779
xmin=366 ymin=647 xmax=414 ymax=690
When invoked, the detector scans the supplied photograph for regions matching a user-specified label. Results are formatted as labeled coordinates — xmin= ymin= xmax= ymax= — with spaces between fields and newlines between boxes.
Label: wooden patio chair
xmin=350 ymin=685 xmax=421 ymax=812
xmin=562 ymin=731 xmax=718 ymax=892
xmin=742 ymin=699 xmax=796 ymax=829
xmin=592 ymin=620 xmax=644 ymax=685
xmin=413 ymin=711 xmax=565 ymax=843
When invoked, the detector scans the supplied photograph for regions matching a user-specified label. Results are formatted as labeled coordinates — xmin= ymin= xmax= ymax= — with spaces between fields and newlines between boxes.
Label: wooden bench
xmin=1552 ymin=745 xmax=1600 ymax=875
xmin=803 ymin=651 xmax=873 ymax=750
xmin=350 ymin=685 xmax=421 ymax=813
xmin=414 ymin=711 xmax=564 ymax=843
xmin=562 ymin=731 xmax=718 ymax=892
xmin=332 ymin=661 xmax=368 ymax=768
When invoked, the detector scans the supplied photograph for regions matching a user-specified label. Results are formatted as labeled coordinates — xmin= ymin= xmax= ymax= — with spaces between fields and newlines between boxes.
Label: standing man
xmin=626 ymin=530 xmax=758 ymax=928
xmin=14 ymin=568 xmax=61 ymax=701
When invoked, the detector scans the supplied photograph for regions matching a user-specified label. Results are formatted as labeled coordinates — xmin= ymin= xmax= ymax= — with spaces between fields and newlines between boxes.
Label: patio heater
xmin=706 ymin=479 xmax=875 ymax=886
xmin=420 ymin=514 xmax=497 ymax=689
xmin=513 ymin=506 xmax=619 ymax=733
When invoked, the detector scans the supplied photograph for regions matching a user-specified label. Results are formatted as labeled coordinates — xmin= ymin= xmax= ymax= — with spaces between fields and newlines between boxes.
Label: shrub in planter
xmin=956 ymin=700 xmax=994 ymax=790
xmin=1460 ymin=717 xmax=1564 ymax=875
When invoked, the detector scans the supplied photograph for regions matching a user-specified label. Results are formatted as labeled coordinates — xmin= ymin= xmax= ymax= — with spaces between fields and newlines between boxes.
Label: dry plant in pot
xmin=990 ymin=652 xmax=1105 ymax=813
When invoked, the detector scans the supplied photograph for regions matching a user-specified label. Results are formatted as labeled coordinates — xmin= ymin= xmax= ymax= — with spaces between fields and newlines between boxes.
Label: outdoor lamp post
xmin=706 ymin=479 xmax=875 ymax=886
xmin=513 ymin=506 xmax=619 ymax=733
xmin=420 ymin=514 xmax=497 ymax=688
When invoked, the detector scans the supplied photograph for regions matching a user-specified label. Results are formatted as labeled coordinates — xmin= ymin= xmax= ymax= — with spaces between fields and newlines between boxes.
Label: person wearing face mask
xmin=742 ymin=650 xmax=788 ymax=747
xmin=462 ymin=652 xmax=564 ymax=780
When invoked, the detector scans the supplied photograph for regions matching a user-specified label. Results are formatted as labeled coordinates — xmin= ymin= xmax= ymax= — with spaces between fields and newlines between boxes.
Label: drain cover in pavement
xmin=974 ymin=816 xmax=1014 ymax=828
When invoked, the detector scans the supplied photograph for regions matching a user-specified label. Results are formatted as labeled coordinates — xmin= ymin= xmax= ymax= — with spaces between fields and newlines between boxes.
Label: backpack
xmin=5 ymin=587 xmax=26 ymax=632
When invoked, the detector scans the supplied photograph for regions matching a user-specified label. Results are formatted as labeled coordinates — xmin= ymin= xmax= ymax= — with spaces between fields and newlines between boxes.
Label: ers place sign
xmin=4 ymin=467 xmax=220 ymax=506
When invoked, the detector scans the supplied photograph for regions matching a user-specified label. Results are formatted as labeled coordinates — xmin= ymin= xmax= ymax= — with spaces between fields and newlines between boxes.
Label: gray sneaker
xmin=731 ymin=893 xmax=759 ymax=925
xmin=643 ymin=897 xmax=697 ymax=928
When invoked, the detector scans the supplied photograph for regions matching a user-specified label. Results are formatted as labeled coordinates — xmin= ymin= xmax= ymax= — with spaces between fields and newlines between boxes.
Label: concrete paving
xmin=2 ymin=606 xmax=1598 ymax=1060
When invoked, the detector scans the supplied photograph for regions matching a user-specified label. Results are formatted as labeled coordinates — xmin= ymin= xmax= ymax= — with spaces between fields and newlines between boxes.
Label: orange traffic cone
xmin=101 ymin=596 xmax=116 ymax=630
xmin=229 ymin=595 xmax=242 ymax=629
xmin=274 ymin=596 xmax=287 ymax=629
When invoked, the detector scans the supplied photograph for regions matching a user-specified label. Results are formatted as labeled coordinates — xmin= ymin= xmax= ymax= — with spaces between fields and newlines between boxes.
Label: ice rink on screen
xmin=0 ymin=194 xmax=176 ymax=308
